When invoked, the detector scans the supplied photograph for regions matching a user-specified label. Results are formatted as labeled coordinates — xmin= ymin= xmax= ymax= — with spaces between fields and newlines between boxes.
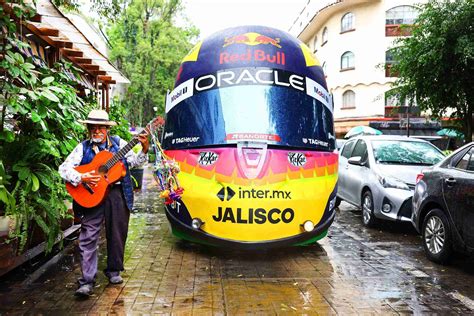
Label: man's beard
xmin=91 ymin=135 xmax=105 ymax=143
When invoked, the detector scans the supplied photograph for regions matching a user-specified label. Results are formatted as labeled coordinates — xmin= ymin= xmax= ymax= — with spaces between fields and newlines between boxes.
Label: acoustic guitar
xmin=66 ymin=119 xmax=158 ymax=208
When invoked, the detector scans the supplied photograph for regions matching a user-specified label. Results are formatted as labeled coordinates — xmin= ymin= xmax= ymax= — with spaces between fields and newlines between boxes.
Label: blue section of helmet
xmin=175 ymin=25 xmax=326 ymax=90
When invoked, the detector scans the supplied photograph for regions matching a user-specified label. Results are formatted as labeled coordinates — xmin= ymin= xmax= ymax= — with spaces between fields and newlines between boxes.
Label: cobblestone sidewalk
xmin=0 ymin=164 xmax=473 ymax=315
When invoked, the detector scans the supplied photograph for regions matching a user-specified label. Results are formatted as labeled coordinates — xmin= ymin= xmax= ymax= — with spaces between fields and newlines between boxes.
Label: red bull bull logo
xmin=223 ymin=32 xmax=281 ymax=48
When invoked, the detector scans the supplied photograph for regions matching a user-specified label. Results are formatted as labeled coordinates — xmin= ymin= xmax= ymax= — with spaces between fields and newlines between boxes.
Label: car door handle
xmin=445 ymin=178 xmax=456 ymax=185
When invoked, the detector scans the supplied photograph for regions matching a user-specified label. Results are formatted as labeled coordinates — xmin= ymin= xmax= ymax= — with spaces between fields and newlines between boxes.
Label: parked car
xmin=337 ymin=135 xmax=445 ymax=227
xmin=336 ymin=139 xmax=347 ymax=151
xmin=411 ymin=142 xmax=474 ymax=264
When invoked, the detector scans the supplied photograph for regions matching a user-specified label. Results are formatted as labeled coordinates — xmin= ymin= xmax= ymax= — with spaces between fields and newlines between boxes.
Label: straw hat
xmin=78 ymin=109 xmax=117 ymax=126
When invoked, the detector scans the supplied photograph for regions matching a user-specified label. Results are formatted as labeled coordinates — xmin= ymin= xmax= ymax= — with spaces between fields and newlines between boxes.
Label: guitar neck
xmin=104 ymin=138 xmax=140 ymax=170
xmin=103 ymin=123 xmax=154 ymax=171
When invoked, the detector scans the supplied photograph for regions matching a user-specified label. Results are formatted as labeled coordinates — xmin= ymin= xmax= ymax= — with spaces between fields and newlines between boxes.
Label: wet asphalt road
xmin=1 ymin=164 xmax=474 ymax=315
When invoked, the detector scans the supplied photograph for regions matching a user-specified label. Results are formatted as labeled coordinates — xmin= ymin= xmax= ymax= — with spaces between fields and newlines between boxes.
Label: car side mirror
xmin=348 ymin=156 xmax=363 ymax=166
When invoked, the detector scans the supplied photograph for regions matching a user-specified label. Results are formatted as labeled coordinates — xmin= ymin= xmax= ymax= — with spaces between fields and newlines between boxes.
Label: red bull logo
xmin=223 ymin=32 xmax=281 ymax=48
xmin=220 ymin=49 xmax=285 ymax=65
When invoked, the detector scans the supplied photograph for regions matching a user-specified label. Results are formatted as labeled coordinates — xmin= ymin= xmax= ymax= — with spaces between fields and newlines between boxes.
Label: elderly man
xmin=59 ymin=109 xmax=149 ymax=297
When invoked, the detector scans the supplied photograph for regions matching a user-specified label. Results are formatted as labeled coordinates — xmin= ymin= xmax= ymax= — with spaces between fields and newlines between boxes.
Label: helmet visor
xmin=162 ymin=68 xmax=335 ymax=151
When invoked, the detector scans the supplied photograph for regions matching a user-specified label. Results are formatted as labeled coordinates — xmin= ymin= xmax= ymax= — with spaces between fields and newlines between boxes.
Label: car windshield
xmin=162 ymin=68 xmax=335 ymax=151
xmin=372 ymin=140 xmax=444 ymax=165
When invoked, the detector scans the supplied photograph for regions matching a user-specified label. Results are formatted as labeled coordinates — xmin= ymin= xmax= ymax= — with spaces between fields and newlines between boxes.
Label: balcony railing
xmin=385 ymin=24 xmax=414 ymax=37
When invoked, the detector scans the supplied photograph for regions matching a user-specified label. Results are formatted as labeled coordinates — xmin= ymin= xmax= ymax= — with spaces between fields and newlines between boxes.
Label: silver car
xmin=337 ymin=135 xmax=445 ymax=227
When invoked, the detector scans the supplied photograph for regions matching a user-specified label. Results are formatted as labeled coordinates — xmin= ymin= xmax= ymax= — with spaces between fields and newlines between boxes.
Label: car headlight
xmin=377 ymin=174 xmax=410 ymax=190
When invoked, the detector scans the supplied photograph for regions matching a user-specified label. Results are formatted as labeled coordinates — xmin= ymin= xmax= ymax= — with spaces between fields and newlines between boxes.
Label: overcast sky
xmin=181 ymin=0 xmax=307 ymax=40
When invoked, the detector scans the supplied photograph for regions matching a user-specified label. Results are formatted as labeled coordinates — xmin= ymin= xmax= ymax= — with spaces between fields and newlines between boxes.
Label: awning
xmin=12 ymin=34 xmax=97 ymax=90
xmin=16 ymin=0 xmax=130 ymax=85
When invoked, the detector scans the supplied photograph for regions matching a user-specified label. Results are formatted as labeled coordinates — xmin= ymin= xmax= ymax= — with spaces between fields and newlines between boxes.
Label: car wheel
xmin=335 ymin=197 xmax=342 ymax=208
xmin=422 ymin=208 xmax=452 ymax=264
xmin=362 ymin=191 xmax=377 ymax=228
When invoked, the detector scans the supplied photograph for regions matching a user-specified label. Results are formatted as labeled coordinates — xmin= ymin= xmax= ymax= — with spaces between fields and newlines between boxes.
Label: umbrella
xmin=344 ymin=126 xmax=383 ymax=139
xmin=436 ymin=128 xmax=464 ymax=139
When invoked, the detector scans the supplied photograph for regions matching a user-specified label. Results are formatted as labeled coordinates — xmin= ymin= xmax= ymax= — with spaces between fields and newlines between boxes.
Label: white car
xmin=337 ymin=135 xmax=444 ymax=227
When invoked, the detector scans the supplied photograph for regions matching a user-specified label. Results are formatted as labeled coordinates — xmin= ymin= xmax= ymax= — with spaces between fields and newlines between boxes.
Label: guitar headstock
xmin=144 ymin=116 xmax=165 ymax=134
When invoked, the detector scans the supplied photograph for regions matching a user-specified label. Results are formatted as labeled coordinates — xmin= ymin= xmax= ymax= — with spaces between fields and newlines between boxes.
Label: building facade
xmin=3 ymin=0 xmax=129 ymax=111
xmin=289 ymin=0 xmax=440 ymax=137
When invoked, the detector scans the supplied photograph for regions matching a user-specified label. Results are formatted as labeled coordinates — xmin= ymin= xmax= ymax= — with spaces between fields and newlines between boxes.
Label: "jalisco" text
xmin=212 ymin=207 xmax=295 ymax=224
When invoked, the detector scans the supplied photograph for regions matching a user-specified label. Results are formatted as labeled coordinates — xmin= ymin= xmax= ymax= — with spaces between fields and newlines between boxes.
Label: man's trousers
xmin=76 ymin=185 xmax=130 ymax=285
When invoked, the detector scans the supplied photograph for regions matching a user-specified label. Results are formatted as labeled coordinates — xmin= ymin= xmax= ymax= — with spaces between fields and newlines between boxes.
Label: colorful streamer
xmin=149 ymin=117 xmax=184 ymax=205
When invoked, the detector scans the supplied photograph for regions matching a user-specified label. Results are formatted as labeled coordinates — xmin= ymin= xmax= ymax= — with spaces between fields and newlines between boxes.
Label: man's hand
xmin=81 ymin=171 xmax=101 ymax=187
xmin=137 ymin=132 xmax=150 ymax=154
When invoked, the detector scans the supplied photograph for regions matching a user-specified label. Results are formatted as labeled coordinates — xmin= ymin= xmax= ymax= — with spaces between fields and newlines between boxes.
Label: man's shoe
xmin=75 ymin=284 xmax=93 ymax=297
xmin=109 ymin=275 xmax=123 ymax=284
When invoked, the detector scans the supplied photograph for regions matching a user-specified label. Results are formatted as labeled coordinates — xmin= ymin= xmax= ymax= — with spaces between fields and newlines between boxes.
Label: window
xmin=341 ymin=51 xmax=354 ymax=70
xmin=385 ymin=91 xmax=410 ymax=107
xmin=384 ymin=90 xmax=418 ymax=118
xmin=341 ymin=140 xmax=356 ymax=158
xmin=351 ymin=140 xmax=368 ymax=163
xmin=313 ymin=36 xmax=318 ymax=52
xmin=385 ymin=50 xmax=395 ymax=64
xmin=385 ymin=49 xmax=397 ymax=77
xmin=386 ymin=6 xmax=418 ymax=25
xmin=342 ymin=90 xmax=355 ymax=109
xmin=372 ymin=140 xmax=444 ymax=165
xmin=385 ymin=94 xmax=399 ymax=107
xmin=341 ymin=12 xmax=355 ymax=32
xmin=386 ymin=6 xmax=419 ymax=36
xmin=322 ymin=27 xmax=328 ymax=45
xmin=456 ymin=148 xmax=474 ymax=171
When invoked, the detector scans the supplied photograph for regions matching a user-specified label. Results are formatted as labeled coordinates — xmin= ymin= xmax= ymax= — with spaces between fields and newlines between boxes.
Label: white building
xmin=289 ymin=0 xmax=439 ymax=137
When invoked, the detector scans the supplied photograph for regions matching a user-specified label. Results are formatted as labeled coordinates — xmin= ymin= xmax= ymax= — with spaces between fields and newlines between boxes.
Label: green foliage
xmin=391 ymin=0 xmax=474 ymax=142
xmin=107 ymin=0 xmax=199 ymax=126
xmin=0 ymin=162 xmax=15 ymax=212
xmin=53 ymin=0 xmax=125 ymax=20
xmin=1 ymin=2 xmax=94 ymax=252
xmin=109 ymin=97 xmax=132 ymax=141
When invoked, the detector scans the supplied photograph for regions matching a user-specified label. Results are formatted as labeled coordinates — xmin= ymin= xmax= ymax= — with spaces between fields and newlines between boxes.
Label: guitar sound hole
xmin=98 ymin=165 xmax=108 ymax=175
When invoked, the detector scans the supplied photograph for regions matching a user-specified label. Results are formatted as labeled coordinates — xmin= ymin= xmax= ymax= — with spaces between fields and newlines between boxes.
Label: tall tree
xmin=53 ymin=0 xmax=125 ymax=20
xmin=108 ymin=0 xmax=198 ymax=126
xmin=392 ymin=0 xmax=474 ymax=143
